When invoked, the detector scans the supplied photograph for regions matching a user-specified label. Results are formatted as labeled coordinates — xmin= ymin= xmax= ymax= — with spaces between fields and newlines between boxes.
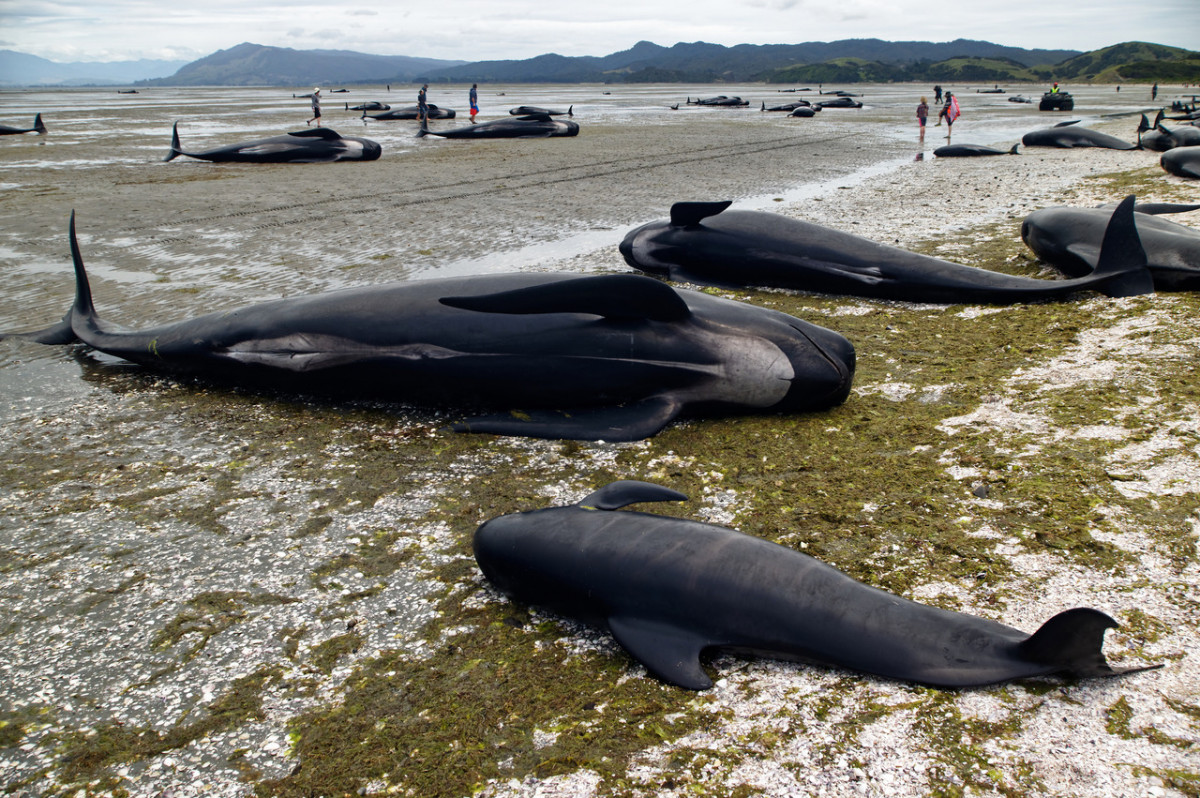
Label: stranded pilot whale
xmin=1021 ymin=121 xmax=1138 ymax=150
xmin=417 ymin=114 xmax=578 ymax=139
xmin=934 ymin=143 xmax=1019 ymax=157
xmin=1021 ymin=201 xmax=1200 ymax=290
xmin=1161 ymin=146 xmax=1200 ymax=179
xmin=473 ymin=480 xmax=1159 ymax=689
xmin=4 ymin=215 xmax=854 ymax=442
xmin=164 ymin=122 xmax=381 ymax=163
xmin=0 ymin=113 xmax=46 ymax=135
xmin=619 ymin=198 xmax=1153 ymax=304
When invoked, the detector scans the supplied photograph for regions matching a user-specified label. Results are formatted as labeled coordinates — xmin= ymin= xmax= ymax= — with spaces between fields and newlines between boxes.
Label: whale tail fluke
xmin=416 ymin=117 xmax=430 ymax=138
xmin=1093 ymin=195 xmax=1154 ymax=298
xmin=33 ymin=113 xmax=46 ymax=134
xmin=1009 ymin=143 xmax=1019 ymax=155
xmin=164 ymin=121 xmax=182 ymax=162
xmin=1018 ymin=607 xmax=1162 ymax=679
xmin=567 ymin=105 xmax=573 ymax=117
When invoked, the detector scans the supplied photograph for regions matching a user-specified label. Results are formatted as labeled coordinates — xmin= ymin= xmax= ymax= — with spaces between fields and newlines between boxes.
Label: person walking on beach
xmin=934 ymin=85 xmax=942 ymax=104
xmin=943 ymin=92 xmax=960 ymax=137
xmin=1152 ymin=83 xmax=1158 ymax=101
xmin=417 ymin=84 xmax=429 ymax=123
xmin=917 ymin=96 xmax=929 ymax=140
xmin=306 ymin=88 xmax=322 ymax=127
xmin=469 ymin=83 xmax=479 ymax=123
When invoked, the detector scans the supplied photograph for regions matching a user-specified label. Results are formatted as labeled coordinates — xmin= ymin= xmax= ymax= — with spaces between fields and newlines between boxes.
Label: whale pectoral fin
xmin=608 ymin=616 xmax=715 ymax=690
xmin=669 ymin=201 xmax=734 ymax=228
xmin=449 ymin=395 xmax=683 ymax=442
xmin=577 ymin=480 xmax=688 ymax=510
xmin=439 ymin=274 xmax=691 ymax=322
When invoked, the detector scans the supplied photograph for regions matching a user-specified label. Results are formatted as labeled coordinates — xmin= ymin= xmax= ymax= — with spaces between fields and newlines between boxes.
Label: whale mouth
xmin=783 ymin=322 xmax=856 ymax=410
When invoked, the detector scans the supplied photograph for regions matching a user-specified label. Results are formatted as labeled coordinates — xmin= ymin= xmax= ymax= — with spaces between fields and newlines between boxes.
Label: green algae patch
xmin=259 ymin=596 xmax=716 ymax=797
xmin=153 ymin=590 xmax=300 ymax=661
xmin=49 ymin=666 xmax=283 ymax=796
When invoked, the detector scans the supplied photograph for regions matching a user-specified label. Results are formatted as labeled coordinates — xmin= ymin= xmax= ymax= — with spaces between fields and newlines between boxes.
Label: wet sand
xmin=1 ymin=86 xmax=1198 ymax=797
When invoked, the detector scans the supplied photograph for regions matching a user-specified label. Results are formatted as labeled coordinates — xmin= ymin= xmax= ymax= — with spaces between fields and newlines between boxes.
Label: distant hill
xmin=139 ymin=43 xmax=467 ymax=87
xmin=0 ymin=50 xmax=186 ymax=86
xmin=761 ymin=42 xmax=1199 ymax=84
xmin=1050 ymin=42 xmax=1200 ymax=82
xmin=419 ymin=39 xmax=1081 ymax=84
xmin=6 ymin=39 xmax=1196 ymax=88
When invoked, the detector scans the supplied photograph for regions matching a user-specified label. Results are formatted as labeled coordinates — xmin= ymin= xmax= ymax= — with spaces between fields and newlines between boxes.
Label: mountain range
xmin=0 ymin=50 xmax=188 ymax=87
xmin=2 ymin=40 xmax=1197 ymax=88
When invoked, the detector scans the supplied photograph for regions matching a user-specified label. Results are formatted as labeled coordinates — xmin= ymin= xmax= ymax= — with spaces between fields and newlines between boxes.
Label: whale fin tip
xmin=578 ymin=480 xmax=688 ymax=510
xmin=608 ymin=616 xmax=714 ymax=690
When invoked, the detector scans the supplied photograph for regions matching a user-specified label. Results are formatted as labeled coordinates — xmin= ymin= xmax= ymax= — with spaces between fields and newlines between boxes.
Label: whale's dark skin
xmin=164 ymin=122 xmax=380 ymax=163
xmin=508 ymin=105 xmax=572 ymax=116
xmin=417 ymin=114 xmax=578 ymax=139
xmin=1022 ymin=202 xmax=1200 ymax=290
xmin=788 ymin=107 xmax=819 ymax=117
xmin=619 ymin=198 xmax=1153 ymax=304
xmin=1021 ymin=122 xmax=1137 ymax=150
xmin=814 ymin=97 xmax=862 ymax=109
xmin=0 ymin=113 xmax=46 ymax=135
xmin=363 ymin=104 xmax=455 ymax=120
xmin=762 ymin=101 xmax=811 ymax=112
xmin=473 ymin=480 xmax=1160 ymax=690
xmin=347 ymin=101 xmax=390 ymax=111
xmin=1161 ymin=146 xmax=1200 ymax=179
xmin=687 ymin=96 xmax=748 ymax=107
xmin=4 ymin=216 xmax=855 ymax=442
xmin=934 ymin=143 xmax=1019 ymax=157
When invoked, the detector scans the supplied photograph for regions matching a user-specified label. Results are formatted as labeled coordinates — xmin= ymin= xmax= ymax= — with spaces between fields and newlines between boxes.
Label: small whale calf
xmin=934 ymin=143 xmax=1019 ymax=157
xmin=473 ymin=480 xmax=1160 ymax=689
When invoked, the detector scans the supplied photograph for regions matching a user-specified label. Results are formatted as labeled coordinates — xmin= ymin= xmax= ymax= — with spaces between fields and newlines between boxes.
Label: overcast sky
xmin=2 ymin=0 xmax=1197 ymax=64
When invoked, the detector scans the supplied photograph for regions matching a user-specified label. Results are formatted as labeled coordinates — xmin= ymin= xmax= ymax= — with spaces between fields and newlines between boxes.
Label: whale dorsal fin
xmin=608 ymin=616 xmax=715 ymax=690
xmin=577 ymin=480 xmax=688 ymax=510
xmin=670 ymin=201 xmax=733 ymax=228
xmin=1053 ymin=120 xmax=1081 ymax=128
xmin=439 ymin=274 xmax=691 ymax=322
xmin=289 ymin=128 xmax=342 ymax=140
xmin=1094 ymin=195 xmax=1153 ymax=298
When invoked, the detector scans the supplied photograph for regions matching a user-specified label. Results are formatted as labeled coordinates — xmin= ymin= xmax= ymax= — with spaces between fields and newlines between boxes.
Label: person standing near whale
xmin=917 ymin=96 xmax=929 ymax=140
xmin=469 ymin=83 xmax=479 ymax=123
xmin=306 ymin=88 xmax=322 ymax=127
xmin=417 ymin=84 xmax=429 ymax=123
xmin=943 ymin=92 xmax=960 ymax=138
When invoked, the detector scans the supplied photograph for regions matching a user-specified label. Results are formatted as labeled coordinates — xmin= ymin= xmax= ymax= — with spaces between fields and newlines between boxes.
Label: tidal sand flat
xmin=0 ymin=84 xmax=1197 ymax=797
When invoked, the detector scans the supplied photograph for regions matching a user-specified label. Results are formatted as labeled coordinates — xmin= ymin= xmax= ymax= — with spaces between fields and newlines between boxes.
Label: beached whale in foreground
xmin=1161 ymin=146 xmax=1200 ymax=179
xmin=619 ymin=198 xmax=1153 ymax=303
xmin=417 ymin=114 xmax=578 ymax=139
xmin=164 ymin=122 xmax=380 ymax=163
xmin=474 ymin=480 xmax=1159 ymax=689
xmin=3 ymin=216 xmax=854 ymax=442
xmin=0 ymin=113 xmax=46 ymax=135
xmin=1021 ymin=122 xmax=1137 ymax=150
xmin=934 ymin=143 xmax=1019 ymax=157
xmin=1022 ymin=201 xmax=1200 ymax=290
